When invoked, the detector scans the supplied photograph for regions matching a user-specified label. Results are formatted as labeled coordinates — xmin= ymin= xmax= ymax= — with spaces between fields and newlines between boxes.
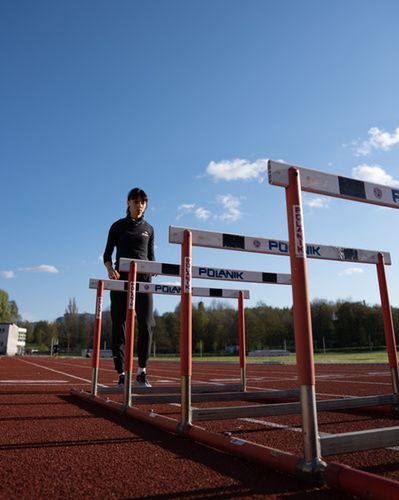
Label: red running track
xmin=1 ymin=355 xmax=399 ymax=498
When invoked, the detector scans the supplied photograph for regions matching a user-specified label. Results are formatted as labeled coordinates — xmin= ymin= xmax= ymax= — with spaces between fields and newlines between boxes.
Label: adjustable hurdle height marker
xmin=238 ymin=291 xmax=247 ymax=392
xmin=91 ymin=280 xmax=104 ymax=396
xmin=124 ymin=261 xmax=138 ymax=408
xmin=376 ymin=253 xmax=399 ymax=395
xmin=285 ymin=168 xmax=325 ymax=475
xmin=180 ymin=229 xmax=193 ymax=427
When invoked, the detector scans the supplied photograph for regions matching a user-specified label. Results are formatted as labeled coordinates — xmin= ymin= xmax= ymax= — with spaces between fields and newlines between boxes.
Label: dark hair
xmin=127 ymin=187 xmax=148 ymax=201
xmin=126 ymin=188 xmax=148 ymax=216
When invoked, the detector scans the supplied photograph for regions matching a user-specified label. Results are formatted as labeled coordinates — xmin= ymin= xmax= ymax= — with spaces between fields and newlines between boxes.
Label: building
xmin=0 ymin=323 xmax=27 ymax=355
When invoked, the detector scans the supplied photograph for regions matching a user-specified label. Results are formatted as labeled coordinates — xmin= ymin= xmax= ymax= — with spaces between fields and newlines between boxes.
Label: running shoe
xmin=117 ymin=373 xmax=125 ymax=387
xmin=135 ymin=372 xmax=152 ymax=387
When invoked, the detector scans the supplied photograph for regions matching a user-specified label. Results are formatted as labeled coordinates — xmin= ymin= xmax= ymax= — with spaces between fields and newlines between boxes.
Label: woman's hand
xmin=108 ymin=268 xmax=120 ymax=280
xmin=105 ymin=261 xmax=120 ymax=280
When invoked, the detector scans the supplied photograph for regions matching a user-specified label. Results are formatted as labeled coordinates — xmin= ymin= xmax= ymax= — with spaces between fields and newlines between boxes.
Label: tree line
xmin=2 ymin=288 xmax=398 ymax=355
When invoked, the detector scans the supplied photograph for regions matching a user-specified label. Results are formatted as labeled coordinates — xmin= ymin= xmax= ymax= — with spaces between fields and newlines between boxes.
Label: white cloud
xmin=304 ymin=196 xmax=330 ymax=209
xmin=355 ymin=126 xmax=399 ymax=156
xmin=178 ymin=203 xmax=196 ymax=210
xmin=206 ymin=158 xmax=268 ymax=182
xmin=217 ymin=194 xmax=242 ymax=222
xmin=176 ymin=203 xmax=196 ymax=220
xmin=19 ymin=264 xmax=59 ymax=274
xmin=176 ymin=196 xmax=243 ymax=223
xmin=352 ymin=164 xmax=399 ymax=187
xmin=195 ymin=207 xmax=212 ymax=220
xmin=339 ymin=268 xmax=364 ymax=276
xmin=0 ymin=271 xmax=15 ymax=279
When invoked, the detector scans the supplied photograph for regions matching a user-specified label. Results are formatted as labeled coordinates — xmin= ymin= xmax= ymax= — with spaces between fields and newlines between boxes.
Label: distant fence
xmin=82 ymin=349 xmax=113 ymax=358
xmin=248 ymin=349 xmax=291 ymax=357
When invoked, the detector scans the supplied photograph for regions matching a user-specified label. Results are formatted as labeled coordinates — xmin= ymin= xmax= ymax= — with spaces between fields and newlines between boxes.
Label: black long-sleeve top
xmin=103 ymin=216 xmax=155 ymax=281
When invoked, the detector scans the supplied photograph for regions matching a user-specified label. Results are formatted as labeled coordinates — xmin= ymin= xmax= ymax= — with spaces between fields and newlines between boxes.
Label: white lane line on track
xmin=0 ymin=380 xmax=68 ymax=384
xmin=48 ymin=360 xmax=117 ymax=374
xmin=240 ymin=417 xmax=331 ymax=437
xmin=318 ymin=378 xmax=391 ymax=387
xmin=17 ymin=359 xmax=107 ymax=387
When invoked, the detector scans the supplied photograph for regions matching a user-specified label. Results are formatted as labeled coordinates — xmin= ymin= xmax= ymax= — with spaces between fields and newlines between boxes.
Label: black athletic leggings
xmin=110 ymin=288 xmax=154 ymax=374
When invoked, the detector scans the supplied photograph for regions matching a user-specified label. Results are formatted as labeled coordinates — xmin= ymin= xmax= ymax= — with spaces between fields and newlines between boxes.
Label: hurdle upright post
xmin=376 ymin=253 xmax=399 ymax=395
xmin=180 ymin=229 xmax=192 ymax=427
xmin=124 ymin=261 xmax=137 ymax=408
xmin=238 ymin=291 xmax=247 ymax=392
xmin=91 ymin=280 xmax=104 ymax=396
xmin=285 ymin=167 xmax=324 ymax=474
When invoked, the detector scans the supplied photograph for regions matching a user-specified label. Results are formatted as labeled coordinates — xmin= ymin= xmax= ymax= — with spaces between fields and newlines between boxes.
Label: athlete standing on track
xmin=103 ymin=188 xmax=155 ymax=387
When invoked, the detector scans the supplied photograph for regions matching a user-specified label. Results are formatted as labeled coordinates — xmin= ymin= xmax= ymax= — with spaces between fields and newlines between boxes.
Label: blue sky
xmin=2 ymin=0 xmax=399 ymax=322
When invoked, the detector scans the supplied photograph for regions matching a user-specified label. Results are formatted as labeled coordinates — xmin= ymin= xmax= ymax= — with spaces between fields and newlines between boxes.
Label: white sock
xmin=137 ymin=367 xmax=146 ymax=375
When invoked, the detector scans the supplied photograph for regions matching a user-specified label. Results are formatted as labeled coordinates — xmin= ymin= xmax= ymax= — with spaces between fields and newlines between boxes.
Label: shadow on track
xmin=65 ymin=394 xmax=350 ymax=499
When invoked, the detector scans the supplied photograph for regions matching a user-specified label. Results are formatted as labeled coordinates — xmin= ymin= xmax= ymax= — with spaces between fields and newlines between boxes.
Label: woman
xmin=103 ymin=188 xmax=155 ymax=387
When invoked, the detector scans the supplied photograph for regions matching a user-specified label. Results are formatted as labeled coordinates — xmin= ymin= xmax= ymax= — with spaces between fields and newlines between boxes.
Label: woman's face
xmin=128 ymin=198 xmax=147 ymax=219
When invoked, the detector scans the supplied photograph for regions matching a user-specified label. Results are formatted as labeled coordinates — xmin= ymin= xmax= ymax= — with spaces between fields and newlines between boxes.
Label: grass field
xmin=54 ymin=349 xmax=393 ymax=364
xmin=188 ymin=350 xmax=391 ymax=364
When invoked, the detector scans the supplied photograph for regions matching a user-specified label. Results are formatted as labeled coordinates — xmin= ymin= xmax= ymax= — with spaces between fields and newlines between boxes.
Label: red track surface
xmin=1 ymin=356 xmax=399 ymax=498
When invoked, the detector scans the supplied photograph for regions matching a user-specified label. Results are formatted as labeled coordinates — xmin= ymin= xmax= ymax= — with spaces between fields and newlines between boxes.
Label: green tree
xmin=78 ymin=313 xmax=93 ymax=351
xmin=0 ymin=289 xmax=11 ymax=322
xmin=163 ymin=311 xmax=180 ymax=353
xmin=206 ymin=302 xmax=235 ymax=352
xmin=192 ymin=302 xmax=209 ymax=354
xmin=31 ymin=321 xmax=58 ymax=349
xmin=333 ymin=301 xmax=369 ymax=348
xmin=9 ymin=300 xmax=21 ymax=322
xmin=244 ymin=308 xmax=263 ymax=351
xmin=311 ymin=299 xmax=335 ymax=350
xmin=62 ymin=298 xmax=79 ymax=352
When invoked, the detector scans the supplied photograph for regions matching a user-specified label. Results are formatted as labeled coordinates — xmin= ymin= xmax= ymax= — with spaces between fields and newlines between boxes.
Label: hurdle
xmin=87 ymin=273 xmax=252 ymax=404
xmin=169 ymin=225 xmax=396 ymax=391
xmin=88 ymin=260 xmax=300 ymax=404
xmin=169 ymin=225 xmax=395 ymax=387
xmin=119 ymin=256 xmax=292 ymax=393
xmin=168 ymin=224 xmax=397 ymax=468
xmin=267 ymin=159 xmax=399 ymax=471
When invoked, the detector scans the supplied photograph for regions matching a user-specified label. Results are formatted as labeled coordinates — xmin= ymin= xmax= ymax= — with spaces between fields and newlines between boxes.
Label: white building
xmin=0 ymin=323 xmax=27 ymax=355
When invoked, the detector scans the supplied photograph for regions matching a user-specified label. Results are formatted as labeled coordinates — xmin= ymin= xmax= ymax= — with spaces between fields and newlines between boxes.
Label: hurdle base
xmin=97 ymin=383 xmax=241 ymax=395
xmin=295 ymin=457 xmax=327 ymax=485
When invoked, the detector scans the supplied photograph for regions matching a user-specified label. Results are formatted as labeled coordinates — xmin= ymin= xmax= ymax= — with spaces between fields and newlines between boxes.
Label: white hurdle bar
xmin=119 ymin=258 xmax=292 ymax=285
xmin=268 ymin=159 xmax=399 ymax=209
xmin=169 ymin=226 xmax=391 ymax=265
xmin=89 ymin=278 xmax=250 ymax=299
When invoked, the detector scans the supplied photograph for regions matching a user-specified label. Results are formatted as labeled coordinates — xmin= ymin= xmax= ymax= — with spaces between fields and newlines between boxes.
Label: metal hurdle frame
xmin=267 ymin=159 xmax=399 ymax=468
xmin=87 ymin=270 xmax=251 ymax=406
xmin=168 ymin=224 xmax=397 ymax=473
